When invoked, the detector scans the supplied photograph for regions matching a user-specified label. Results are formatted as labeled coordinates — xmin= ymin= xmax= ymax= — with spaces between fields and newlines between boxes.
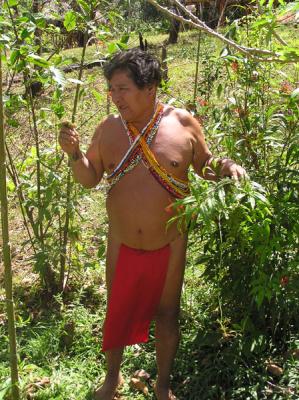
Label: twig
xmin=0 ymin=44 xmax=21 ymax=400
xmin=146 ymin=0 xmax=294 ymax=63
xmin=60 ymin=31 xmax=89 ymax=292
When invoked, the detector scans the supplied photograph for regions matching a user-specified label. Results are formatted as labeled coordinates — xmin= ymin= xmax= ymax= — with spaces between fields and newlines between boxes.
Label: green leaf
xmin=107 ymin=42 xmax=119 ymax=55
xmin=279 ymin=47 xmax=299 ymax=62
xmin=0 ymin=378 xmax=11 ymax=400
xmin=7 ymin=118 xmax=19 ymax=127
xmin=49 ymin=66 xmax=67 ymax=87
xmin=77 ymin=0 xmax=91 ymax=16
xmin=120 ymin=34 xmax=130 ymax=44
xmin=7 ymin=0 xmax=18 ymax=6
xmin=254 ymin=192 xmax=268 ymax=204
xmin=217 ymin=83 xmax=223 ymax=98
xmin=36 ymin=17 xmax=47 ymax=29
xmin=26 ymin=53 xmax=49 ymax=67
xmin=267 ymin=0 xmax=274 ymax=9
xmin=68 ymin=78 xmax=84 ymax=85
xmin=51 ymin=102 xmax=65 ymax=119
xmin=20 ymin=28 xmax=31 ymax=39
xmin=108 ymin=11 xmax=124 ymax=24
xmin=92 ymin=89 xmax=104 ymax=105
xmin=10 ymin=49 xmax=20 ymax=65
xmin=291 ymin=88 xmax=299 ymax=99
xmin=256 ymin=288 xmax=265 ymax=308
xmin=218 ymin=188 xmax=226 ymax=206
xmin=249 ymin=196 xmax=255 ymax=209
xmin=0 ymin=34 xmax=11 ymax=45
xmin=64 ymin=11 xmax=77 ymax=32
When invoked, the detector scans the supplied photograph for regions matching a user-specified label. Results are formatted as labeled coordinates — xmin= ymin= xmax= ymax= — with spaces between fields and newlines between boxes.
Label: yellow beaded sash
xmin=127 ymin=123 xmax=190 ymax=199
xmin=107 ymin=104 xmax=190 ymax=199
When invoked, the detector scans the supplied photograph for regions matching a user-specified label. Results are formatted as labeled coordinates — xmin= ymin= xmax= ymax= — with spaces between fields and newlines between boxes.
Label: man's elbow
xmin=81 ymin=182 xmax=97 ymax=189
xmin=74 ymin=176 xmax=100 ymax=189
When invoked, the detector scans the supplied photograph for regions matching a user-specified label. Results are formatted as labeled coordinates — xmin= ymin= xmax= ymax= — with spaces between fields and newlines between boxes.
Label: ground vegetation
xmin=0 ymin=0 xmax=298 ymax=398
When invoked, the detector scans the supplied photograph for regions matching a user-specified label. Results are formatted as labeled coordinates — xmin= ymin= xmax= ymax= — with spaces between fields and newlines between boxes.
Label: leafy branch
xmin=146 ymin=0 xmax=299 ymax=63
xmin=0 ymin=47 xmax=20 ymax=400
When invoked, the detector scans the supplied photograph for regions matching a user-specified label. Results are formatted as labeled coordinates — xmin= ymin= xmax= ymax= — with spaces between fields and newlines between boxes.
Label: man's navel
xmin=171 ymin=160 xmax=179 ymax=167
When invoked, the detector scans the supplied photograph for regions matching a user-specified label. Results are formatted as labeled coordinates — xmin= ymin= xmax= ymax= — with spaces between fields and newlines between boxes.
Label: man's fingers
xmin=60 ymin=131 xmax=78 ymax=140
xmin=59 ymin=131 xmax=79 ymax=144
xmin=221 ymin=163 xmax=247 ymax=181
xmin=60 ymin=121 xmax=76 ymax=130
xmin=60 ymin=129 xmax=79 ymax=139
xmin=238 ymin=166 xmax=247 ymax=179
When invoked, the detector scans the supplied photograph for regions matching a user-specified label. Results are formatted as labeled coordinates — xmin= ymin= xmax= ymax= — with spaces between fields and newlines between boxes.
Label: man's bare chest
xmin=102 ymin=123 xmax=193 ymax=179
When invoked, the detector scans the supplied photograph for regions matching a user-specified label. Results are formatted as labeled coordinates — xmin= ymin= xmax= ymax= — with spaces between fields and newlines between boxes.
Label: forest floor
xmin=1 ymin=25 xmax=299 ymax=400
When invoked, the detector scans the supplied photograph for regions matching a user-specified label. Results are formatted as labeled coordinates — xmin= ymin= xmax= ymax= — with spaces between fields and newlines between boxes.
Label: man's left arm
xmin=188 ymin=113 xmax=246 ymax=180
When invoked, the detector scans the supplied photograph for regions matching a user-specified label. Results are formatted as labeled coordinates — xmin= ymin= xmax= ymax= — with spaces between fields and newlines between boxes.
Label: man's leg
xmin=155 ymin=235 xmax=187 ymax=400
xmin=94 ymin=348 xmax=124 ymax=400
xmin=95 ymin=236 xmax=124 ymax=400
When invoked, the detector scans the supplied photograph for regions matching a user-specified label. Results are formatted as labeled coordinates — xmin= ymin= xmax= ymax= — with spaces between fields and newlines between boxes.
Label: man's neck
xmin=128 ymin=102 xmax=158 ymax=131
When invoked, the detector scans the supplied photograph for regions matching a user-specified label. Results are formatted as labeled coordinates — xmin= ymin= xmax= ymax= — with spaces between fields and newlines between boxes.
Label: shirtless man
xmin=59 ymin=48 xmax=246 ymax=400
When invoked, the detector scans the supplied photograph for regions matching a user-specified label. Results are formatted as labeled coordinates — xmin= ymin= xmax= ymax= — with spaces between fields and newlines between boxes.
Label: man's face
xmin=108 ymin=70 xmax=155 ymax=123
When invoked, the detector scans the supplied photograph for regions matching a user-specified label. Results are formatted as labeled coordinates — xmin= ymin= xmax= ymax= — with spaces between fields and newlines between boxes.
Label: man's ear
xmin=147 ymin=85 xmax=156 ymax=96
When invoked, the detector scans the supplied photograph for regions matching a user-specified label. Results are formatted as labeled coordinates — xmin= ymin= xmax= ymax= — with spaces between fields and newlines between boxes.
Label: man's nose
xmin=111 ymin=90 xmax=122 ymax=104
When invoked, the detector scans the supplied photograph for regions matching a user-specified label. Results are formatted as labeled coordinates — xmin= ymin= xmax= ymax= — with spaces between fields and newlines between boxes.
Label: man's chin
xmin=119 ymin=109 xmax=133 ymax=121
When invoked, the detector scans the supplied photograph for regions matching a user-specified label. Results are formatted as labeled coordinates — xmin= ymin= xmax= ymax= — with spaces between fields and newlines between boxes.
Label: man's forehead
xmin=109 ymin=70 xmax=134 ymax=85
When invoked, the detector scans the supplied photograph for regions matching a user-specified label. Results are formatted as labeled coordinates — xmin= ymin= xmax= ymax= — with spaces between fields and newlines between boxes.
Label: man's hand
xmin=59 ymin=121 xmax=81 ymax=159
xmin=219 ymin=158 xmax=247 ymax=180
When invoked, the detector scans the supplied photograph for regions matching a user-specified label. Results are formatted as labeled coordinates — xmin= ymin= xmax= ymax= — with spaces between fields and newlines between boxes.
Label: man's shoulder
xmin=163 ymin=104 xmax=204 ymax=145
xmin=99 ymin=113 xmax=121 ymax=129
xmin=163 ymin=105 xmax=193 ymax=124
xmin=93 ymin=114 xmax=121 ymax=139
xmin=163 ymin=105 xmax=198 ymax=132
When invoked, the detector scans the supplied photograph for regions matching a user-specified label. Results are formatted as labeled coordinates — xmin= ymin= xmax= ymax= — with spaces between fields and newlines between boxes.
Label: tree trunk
xmin=167 ymin=5 xmax=181 ymax=44
xmin=217 ymin=0 xmax=228 ymax=29
xmin=0 ymin=49 xmax=20 ymax=400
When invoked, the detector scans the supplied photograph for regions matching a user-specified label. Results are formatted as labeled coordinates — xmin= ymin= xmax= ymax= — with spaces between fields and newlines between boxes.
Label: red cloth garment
xmin=102 ymin=243 xmax=170 ymax=352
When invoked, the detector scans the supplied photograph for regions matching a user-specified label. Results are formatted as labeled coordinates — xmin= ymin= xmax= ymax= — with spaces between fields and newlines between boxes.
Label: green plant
xmin=0 ymin=45 xmax=20 ymax=400
xmin=0 ymin=0 xmax=113 ymax=293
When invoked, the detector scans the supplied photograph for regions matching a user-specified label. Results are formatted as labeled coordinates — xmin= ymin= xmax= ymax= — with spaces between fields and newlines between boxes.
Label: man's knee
xmin=155 ymin=308 xmax=180 ymax=331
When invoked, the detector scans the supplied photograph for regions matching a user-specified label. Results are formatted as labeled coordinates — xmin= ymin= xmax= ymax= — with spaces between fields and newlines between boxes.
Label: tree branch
xmin=146 ymin=0 xmax=293 ymax=63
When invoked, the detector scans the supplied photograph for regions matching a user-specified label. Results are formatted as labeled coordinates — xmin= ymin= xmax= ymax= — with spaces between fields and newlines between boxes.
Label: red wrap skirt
xmin=102 ymin=243 xmax=170 ymax=352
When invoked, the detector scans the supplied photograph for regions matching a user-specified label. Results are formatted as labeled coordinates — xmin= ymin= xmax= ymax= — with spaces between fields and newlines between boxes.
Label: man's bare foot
xmin=154 ymin=384 xmax=177 ymax=400
xmin=94 ymin=373 xmax=124 ymax=400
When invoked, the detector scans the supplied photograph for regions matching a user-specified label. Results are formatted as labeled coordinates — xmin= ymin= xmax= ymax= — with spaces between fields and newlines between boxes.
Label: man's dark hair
xmin=103 ymin=48 xmax=162 ymax=89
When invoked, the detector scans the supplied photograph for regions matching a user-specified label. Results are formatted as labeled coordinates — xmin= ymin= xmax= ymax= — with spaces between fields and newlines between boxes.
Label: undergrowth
xmin=1 ymin=9 xmax=298 ymax=399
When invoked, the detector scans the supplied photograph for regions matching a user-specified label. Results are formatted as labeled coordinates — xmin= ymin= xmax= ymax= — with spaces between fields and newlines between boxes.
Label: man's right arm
xmin=59 ymin=122 xmax=104 ymax=189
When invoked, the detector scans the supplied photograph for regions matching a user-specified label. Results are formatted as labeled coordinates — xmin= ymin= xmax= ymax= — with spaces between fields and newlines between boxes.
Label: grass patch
xmin=1 ymin=25 xmax=299 ymax=399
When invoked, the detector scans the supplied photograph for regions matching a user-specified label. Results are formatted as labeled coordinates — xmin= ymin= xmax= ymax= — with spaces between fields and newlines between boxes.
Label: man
xmin=59 ymin=48 xmax=246 ymax=400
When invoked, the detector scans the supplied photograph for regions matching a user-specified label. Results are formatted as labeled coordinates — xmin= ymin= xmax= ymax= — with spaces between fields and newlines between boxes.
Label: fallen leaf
xmin=133 ymin=369 xmax=150 ymax=381
xmin=130 ymin=377 xmax=149 ymax=395
xmin=291 ymin=349 xmax=299 ymax=359
xmin=266 ymin=363 xmax=283 ymax=376
xmin=27 ymin=376 xmax=51 ymax=397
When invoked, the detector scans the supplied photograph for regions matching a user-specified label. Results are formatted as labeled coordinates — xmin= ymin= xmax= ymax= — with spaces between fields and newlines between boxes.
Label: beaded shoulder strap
xmin=127 ymin=123 xmax=190 ymax=199
xmin=107 ymin=103 xmax=164 ymax=181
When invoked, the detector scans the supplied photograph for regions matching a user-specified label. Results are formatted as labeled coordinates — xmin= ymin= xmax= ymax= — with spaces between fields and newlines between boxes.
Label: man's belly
xmin=106 ymin=165 xmax=183 ymax=250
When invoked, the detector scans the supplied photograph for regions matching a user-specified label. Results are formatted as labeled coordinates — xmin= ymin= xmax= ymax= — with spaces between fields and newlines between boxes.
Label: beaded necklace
xmin=107 ymin=103 xmax=190 ymax=199
xmin=127 ymin=122 xmax=190 ymax=199
xmin=107 ymin=103 xmax=164 ymax=187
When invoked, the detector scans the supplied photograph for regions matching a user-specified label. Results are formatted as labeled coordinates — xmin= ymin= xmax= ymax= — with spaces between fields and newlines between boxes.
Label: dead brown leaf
xmin=133 ymin=369 xmax=150 ymax=381
xmin=130 ymin=377 xmax=149 ymax=395
xmin=27 ymin=377 xmax=50 ymax=392
xmin=266 ymin=363 xmax=283 ymax=376
xmin=291 ymin=349 xmax=299 ymax=360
